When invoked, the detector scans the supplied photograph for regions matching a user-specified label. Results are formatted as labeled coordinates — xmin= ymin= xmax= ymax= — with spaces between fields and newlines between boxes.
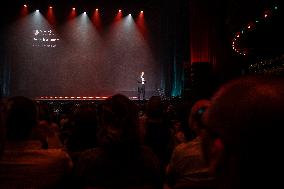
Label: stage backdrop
xmin=3 ymin=10 xmax=163 ymax=99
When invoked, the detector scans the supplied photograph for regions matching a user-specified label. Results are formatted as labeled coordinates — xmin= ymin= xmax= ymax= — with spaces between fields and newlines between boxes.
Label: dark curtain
xmin=188 ymin=0 xmax=238 ymax=100
xmin=162 ymin=0 xmax=189 ymax=97
xmin=0 ymin=34 xmax=11 ymax=98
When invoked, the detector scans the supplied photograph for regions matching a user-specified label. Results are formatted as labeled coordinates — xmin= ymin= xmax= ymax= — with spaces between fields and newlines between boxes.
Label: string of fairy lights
xmin=232 ymin=4 xmax=280 ymax=56
xmin=231 ymin=2 xmax=284 ymax=75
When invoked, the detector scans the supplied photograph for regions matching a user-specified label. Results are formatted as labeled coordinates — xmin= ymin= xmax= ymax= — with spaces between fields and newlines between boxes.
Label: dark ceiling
xmin=1 ymin=0 xmax=283 ymax=58
xmin=2 ymin=0 xmax=280 ymax=29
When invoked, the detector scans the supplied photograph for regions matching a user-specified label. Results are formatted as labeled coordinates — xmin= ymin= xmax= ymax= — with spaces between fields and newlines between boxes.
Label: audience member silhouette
xmin=65 ymin=103 xmax=98 ymax=163
xmin=36 ymin=102 xmax=63 ymax=149
xmin=202 ymin=75 xmax=284 ymax=189
xmin=165 ymin=99 xmax=214 ymax=189
xmin=143 ymin=96 xmax=172 ymax=172
xmin=75 ymin=94 xmax=162 ymax=189
xmin=0 ymin=96 xmax=73 ymax=189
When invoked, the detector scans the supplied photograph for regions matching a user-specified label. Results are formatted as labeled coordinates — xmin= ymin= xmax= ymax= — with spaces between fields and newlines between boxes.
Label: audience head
xmin=202 ymin=75 xmax=284 ymax=189
xmin=98 ymin=94 xmax=140 ymax=148
xmin=72 ymin=103 xmax=98 ymax=130
xmin=146 ymin=96 xmax=163 ymax=118
xmin=37 ymin=102 xmax=54 ymax=124
xmin=4 ymin=96 xmax=37 ymax=140
xmin=64 ymin=103 xmax=98 ymax=152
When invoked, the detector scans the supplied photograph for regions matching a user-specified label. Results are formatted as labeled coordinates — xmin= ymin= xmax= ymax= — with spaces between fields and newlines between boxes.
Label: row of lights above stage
xmin=21 ymin=3 xmax=148 ymax=49
xmin=22 ymin=4 xmax=144 ymax=17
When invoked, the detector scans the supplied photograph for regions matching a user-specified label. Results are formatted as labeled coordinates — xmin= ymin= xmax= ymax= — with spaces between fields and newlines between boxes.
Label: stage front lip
xmin=35 ymin=96 xmax=139 ymax=101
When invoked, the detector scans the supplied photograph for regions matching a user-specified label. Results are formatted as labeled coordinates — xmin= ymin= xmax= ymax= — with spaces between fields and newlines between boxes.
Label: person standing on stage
xmin=138 ymin=71 xmax=146 ymax=100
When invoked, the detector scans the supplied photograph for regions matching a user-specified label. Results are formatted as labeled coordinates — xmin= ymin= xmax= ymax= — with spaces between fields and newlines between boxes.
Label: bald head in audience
xmin=203 ymin=75 xmax=284 ymax=189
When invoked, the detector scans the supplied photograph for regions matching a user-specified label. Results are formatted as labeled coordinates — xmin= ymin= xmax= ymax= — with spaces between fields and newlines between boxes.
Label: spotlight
xmin=72 ymin=7 xmax=76 ymax=10
xmin=24 ymin=4 xmax=27 ymax=7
